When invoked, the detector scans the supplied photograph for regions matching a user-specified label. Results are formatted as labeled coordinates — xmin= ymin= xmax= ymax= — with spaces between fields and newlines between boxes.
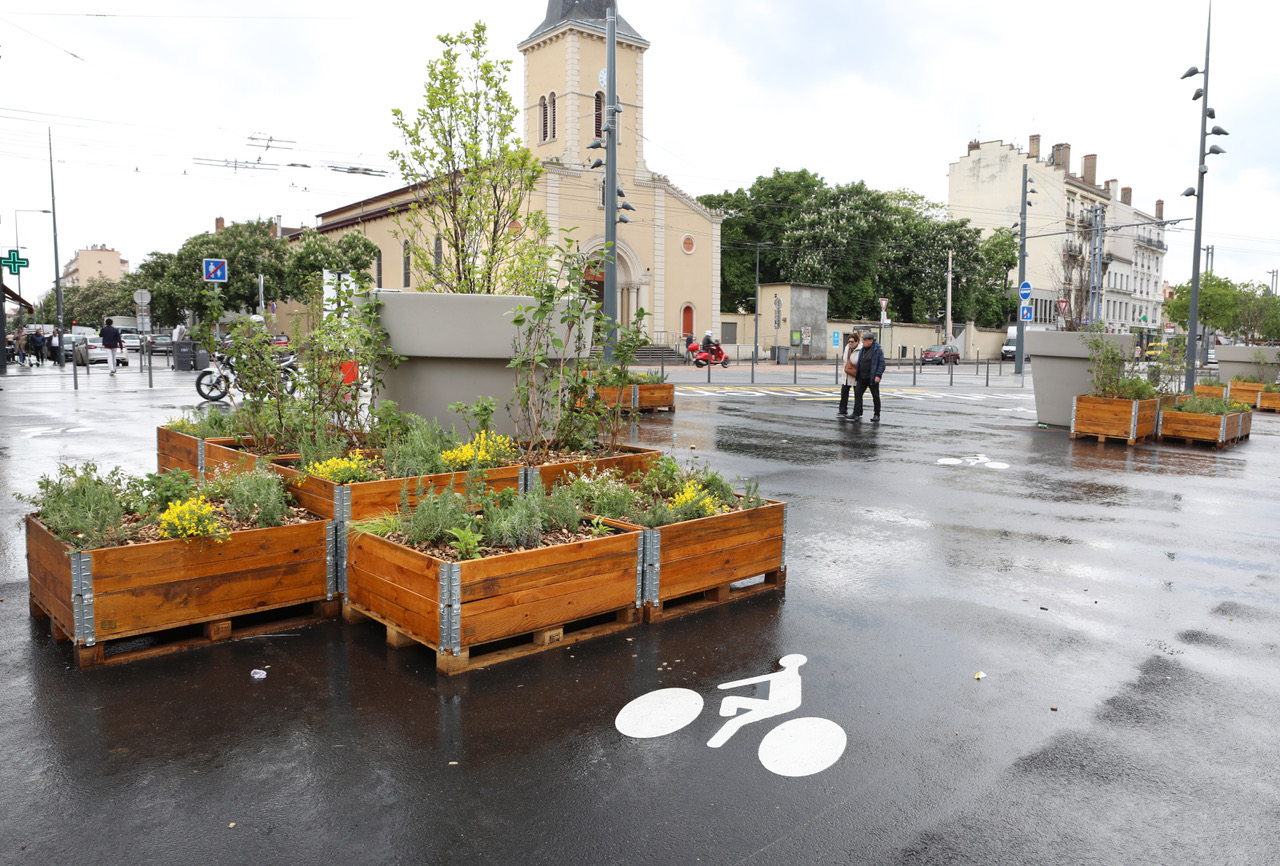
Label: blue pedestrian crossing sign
xmin=1020 ymin=304 xmax=1033 ymax=322
xmin=203 ymin=258 xmax=229 ymax=282
xmin=1018 ymin=281 xmax=1033 ymax=302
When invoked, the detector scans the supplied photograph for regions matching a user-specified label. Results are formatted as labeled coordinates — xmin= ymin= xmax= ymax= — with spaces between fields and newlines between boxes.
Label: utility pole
xmin=601 ymin=5 xmax=620 ymax=361
xmin=49 ymin=128 xmax=66 ymax=371
xmin=945 ymin=250 xmax=953 ymax=345
xmin=1202 ymin=244 xmax=1215 ymax=273
xmin=1089 ymin=204 xmax=1106 ymax=327
xmin=1267 ymin=268 xmax=1278 ymax=296
xmin=1014 ymin=163 xmax=1031 ymax=374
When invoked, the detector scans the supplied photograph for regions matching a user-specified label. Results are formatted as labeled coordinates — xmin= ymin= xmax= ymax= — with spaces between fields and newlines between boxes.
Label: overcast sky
xmin=3 ymin=0 xmax=1277 ymax=312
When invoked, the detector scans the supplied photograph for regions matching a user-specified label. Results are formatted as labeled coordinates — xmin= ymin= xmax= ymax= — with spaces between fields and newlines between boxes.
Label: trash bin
xmin=174 ymin=340 xmax=195 ymax=371
xmin=774 ymin=345 xmax=790 ymax=365
xmin=194 ymin=346 xmax=210 ymax=371
xmin=900 ymin=346 xmax=907 ymax=358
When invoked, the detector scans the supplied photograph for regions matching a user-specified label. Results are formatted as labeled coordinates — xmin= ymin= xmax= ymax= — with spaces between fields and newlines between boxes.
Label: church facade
xmin=299 ymin=1 xmax=722 ymax=351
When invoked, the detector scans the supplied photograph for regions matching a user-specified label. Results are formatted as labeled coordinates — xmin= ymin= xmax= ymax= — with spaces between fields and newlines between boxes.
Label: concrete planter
xmin=1216 ymin=346 xmax=1280 ymax=384
xmin=1024 ymin=331 xmax=1134 ymax=428
xmin=372 ymin=291 xmax=587 ymax=437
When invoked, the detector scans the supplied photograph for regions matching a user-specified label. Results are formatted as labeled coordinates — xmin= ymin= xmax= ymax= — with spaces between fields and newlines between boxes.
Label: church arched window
xmin=594 ymin=91 xmax=604 ymax=140
xmin=549 ymin=92 xmax=557 ymax=139
xmin=539 ymin=96 xmax=548 ymax=143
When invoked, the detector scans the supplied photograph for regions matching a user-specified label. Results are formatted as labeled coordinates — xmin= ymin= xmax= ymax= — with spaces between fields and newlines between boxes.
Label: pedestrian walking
xmin=13 ymin=329 xmax=26 ymax=366
xmin=851 ymin=331 xmax=886 ymax=422
xmin=50 ymin=331 xmax=59 ymax=366
xmin=100 ymin=318 xmax=123 ymax=375
xmin=30 ymin=330 xmax=45 ymax=366
xmin=837 ymin=333 xmax=861 ymax=417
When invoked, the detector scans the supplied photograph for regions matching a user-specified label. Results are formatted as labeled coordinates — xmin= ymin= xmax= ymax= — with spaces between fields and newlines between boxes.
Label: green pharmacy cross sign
xmin=1 ymin=249 xmax=30 ymax=276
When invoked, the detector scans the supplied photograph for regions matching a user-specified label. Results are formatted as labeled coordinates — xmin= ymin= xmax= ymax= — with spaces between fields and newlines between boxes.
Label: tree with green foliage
xmin=389 ymin=22 xmax=546 ymax=294
xmin=122 ymin=252 xmax=184 ymax=328
xmin=285 ymin=229 xmax=381 ymax=299
xmin=697 ymin=169 xmax=826 ymax=314
xmin=167 ymin=220 xmax=290 ymax=321
xmin=1165 ymin=272 xmax=1240 ymax=335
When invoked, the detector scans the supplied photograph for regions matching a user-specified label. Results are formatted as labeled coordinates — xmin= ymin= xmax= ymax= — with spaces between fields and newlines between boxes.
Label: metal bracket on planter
xmin=631 ymin=385 xmax=640 ymax=410
xmin=324 ymin=521 xmax=339 ymax=599
xmin=70 ymin=552 xmax=95 ymax=646
xmin=197 ymin=438 xmax=206 ymax=480
xmin=518 ymin=465 xmax=541 ymax=494
xmin=780 ymin=503 xmax=789 ymax=569
xmin=641 ymin=529 xmax=661 ymax=605
xmin=332 ymin=486 xmax=353 ymax=523
xmin=587 ymin=384 xmax=595 ymax=400
xmin=1070 ymin=397 xmax=1078 ymax=432
xmin=633 ymin=530 xmax=645 ymax=607
xmin=1129 ymin=402 xmax=1139 ymax=440
xmin=438 ymin=562 xmax=462 ymax=654
xmin=1220 ymin=415 xmax=1228 ymax=441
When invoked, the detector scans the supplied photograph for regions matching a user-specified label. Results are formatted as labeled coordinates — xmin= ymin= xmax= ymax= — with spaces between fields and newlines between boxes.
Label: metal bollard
xmin=912 ymin=355 xmax=917 ymax=387
xmin=986 ymin=359 xmax=990 ymax=387
xmin=949 ymin=359 xmax=954 ymax=386
xmin=793 ymin=350 xmax=798 ymax=384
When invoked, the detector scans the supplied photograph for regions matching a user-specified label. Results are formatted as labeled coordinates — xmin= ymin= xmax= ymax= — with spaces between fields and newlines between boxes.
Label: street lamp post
xmin=751 ymin=241 xmax=774 ymax=385
xmin=1179 ymin=9 xmax=1228 ymax=392
xmin=14 ymin=209 xmax=51 ymax=331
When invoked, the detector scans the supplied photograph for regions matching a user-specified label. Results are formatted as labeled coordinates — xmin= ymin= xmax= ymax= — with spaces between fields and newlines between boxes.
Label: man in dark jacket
xmin=100 ymin=318 xmax=123 ymax=375
xmin=30 ymin=330 xmax=45 ymax=366
xmin=852 ymin=331 xmax=886 ymax=421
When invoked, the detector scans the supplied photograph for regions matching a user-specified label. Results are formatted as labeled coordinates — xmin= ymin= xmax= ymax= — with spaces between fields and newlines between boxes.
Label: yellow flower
xmin=304 ymin=452 xmax=378 ymax=484
xmin=441 ymin=431 xmax=517 ymax=471
xmin=158 ymin=496 xmax=229 ymax=542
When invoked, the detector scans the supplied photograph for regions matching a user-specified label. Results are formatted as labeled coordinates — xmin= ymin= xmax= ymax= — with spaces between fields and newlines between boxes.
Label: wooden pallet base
xmin=29 ymin=595 xmax=340 ymax=670
xmin=644 ymin=568 xmax=787 ymax=623
xmin=1069 ymin=432 xmax=1151 ymax=446
xmin=344 ymin=602 xmax=641 ymax=675
xmin=1157 ymin=433 xmax=1249 ymax=448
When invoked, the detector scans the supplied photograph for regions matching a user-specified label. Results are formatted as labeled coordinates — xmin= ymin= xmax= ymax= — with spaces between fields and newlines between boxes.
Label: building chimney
xmin=1103 ymin=180 xmax=1113 ymax=194
xmin=1052 ymin=143 xmax=1071 ymax=171
xmin=1156 ymin=199 xmax=1164 ymax=220
xmin=1121 ymin=187 xmax=1132 ymax=205
xmin=968 ymin=139 xmax=981 ymax=153
xmin=215 ymin=216 xmax=225 ymax=234
xmin=1082 ymin=153 xmax=1097 ymax=186
xmin=1028 ymin=134 xmax=1041 ymax=159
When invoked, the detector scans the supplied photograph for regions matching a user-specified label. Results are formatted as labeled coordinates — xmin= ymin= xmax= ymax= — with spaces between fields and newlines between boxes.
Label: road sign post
xmin=1015 ymin=281 xmax=1032 ymax=374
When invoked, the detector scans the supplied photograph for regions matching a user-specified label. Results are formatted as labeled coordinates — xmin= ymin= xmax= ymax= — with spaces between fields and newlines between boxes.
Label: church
xmin=300 ymin=1 xmax=723 ymax=352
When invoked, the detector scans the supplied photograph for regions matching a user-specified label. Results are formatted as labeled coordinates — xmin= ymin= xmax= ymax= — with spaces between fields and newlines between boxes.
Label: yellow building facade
xmin=300 ymin=1 xmax=721 ymax=351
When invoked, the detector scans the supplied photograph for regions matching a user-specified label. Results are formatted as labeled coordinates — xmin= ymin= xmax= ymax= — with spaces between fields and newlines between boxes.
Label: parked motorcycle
xmin=196 ymin=351 xmax=298 ymax=402
xmin=693 ymin=340 xmax=730 ymax=368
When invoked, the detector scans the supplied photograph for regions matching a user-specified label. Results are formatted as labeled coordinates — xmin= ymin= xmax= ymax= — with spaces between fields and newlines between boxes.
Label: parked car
xmin=147 ymin=334 xmax=174 ymax=355
xmin=270 ymin=334 xmax=290 ymax=347
xmin=1206 ymin=348 xmax=1217 ymax=365
xmin=121 ymin=333 xmax=142 ymax=352
xmin=73 ymin=335 xmax=129 ymax=367
xmin=1001 ymin=338 xmax=1016 ymax=361
xmin=922 ymin=344 xmax=960 ymax=365
xmin=1145 ymin=342 xmax=1170 ymax=360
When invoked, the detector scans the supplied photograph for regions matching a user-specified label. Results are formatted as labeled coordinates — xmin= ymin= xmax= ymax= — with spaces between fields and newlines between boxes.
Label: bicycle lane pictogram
xmin=614 ymin=654 xmax=848 ymax=778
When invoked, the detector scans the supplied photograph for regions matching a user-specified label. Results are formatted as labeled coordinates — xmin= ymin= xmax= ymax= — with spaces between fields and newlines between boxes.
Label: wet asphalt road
xmin=1 ymin=359 xmax=1277 ymax=865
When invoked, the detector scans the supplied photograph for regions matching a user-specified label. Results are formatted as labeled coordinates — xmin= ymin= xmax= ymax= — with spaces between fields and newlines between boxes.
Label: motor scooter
xmin=693 ymin=340 xmax=730 ymax=368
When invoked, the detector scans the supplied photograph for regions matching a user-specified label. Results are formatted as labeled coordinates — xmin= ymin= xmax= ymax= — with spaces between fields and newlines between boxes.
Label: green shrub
xmin=383 ymin=416 xmax=454 ymax=478
xmin=224 ymin=470 xmax=290 ymax=528
xmin=1167 ymin=396 xmax=1251 ymax=415
xmin=18 ymin=462 xmax=132 ymax=550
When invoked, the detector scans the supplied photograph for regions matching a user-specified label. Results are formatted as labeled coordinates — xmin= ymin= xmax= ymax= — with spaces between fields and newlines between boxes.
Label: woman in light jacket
xmin=837 ymin=332 xmax=861 ymax=417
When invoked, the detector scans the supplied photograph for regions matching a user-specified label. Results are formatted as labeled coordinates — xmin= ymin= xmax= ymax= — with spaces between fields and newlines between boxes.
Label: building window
xmin=375 ymin=251 xmax=382 ymax=287
xmin=594 ymin=91 xmax=604 ymax=139
xmin=549 ymin=92 xmax=557 ymax=139
xmin=434 ymin=235 xmax=443 ymax=271
xmin=539 ymin=96 xmax=548 ymax=142
xmin=403 ymin=240 xmax=411 ymax=288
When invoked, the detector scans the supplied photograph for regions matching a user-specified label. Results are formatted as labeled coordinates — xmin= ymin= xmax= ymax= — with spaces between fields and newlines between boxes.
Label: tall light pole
xmin=14 ymin=209 xmax=51 ymax=330
xmin=1013 ymin=164 xmax=1036 ymax=373
xmin=751 ymin=241 xmax=774 ymax=384
xmin=1179 ymin=7 xmax=1228 ymax=391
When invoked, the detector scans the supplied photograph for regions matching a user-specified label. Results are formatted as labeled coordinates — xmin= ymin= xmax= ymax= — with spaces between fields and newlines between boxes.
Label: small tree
xmin=390 ymin=22 xmax=546 ymax=294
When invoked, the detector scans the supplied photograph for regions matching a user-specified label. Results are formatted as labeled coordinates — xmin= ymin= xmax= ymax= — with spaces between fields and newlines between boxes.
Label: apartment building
xmin=61 ymin=244 xmax=130 ymax=288
xmin=948 ymin=136 xmax=1166 ymax=336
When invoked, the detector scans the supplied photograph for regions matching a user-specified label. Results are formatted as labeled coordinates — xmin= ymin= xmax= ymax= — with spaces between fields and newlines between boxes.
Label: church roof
xmin=522 ymin=1 xmax=648 ymax=46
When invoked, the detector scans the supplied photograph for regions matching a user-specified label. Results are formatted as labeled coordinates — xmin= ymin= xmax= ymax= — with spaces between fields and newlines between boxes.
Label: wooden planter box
xmin=156 ymin=428 xmax=271 ymax=478
xmin=1069 ymin=395 xmax=1173 ymax=445
xmin=1257 ymin=391 xmax=1280 ymax=413
xmin=583 ymin=384 xmax=676 ymax=413
xmin=642 ymin=499 xmax=787 ymax=622
xmin=1226 ymin=381 xmax=1264 ymax=408
xmin=1158 ymin=400 xmax=1252 ymax=448
xmin=345 ymin=520 xmax=643 ymax=674
xmin=268 ymin=445 xmax=662 ymax=522
xmin=26 ymin=516 xmax=338 ymax=669
xmin=1193 ymin=384 xmax=1226 ymax=399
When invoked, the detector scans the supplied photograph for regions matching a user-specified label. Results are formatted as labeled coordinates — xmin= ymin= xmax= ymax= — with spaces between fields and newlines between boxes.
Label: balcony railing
xmin=1135 ymin=235 xmax=1168 ymax=251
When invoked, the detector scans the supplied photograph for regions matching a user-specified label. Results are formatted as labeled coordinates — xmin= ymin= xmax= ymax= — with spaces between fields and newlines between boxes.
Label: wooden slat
xmin=156 ymin=427 xmax=200 ymax=474
xmin=203 ymin=439 xmax=259 ymax=475
xmin=1070 ymin=396 xmax=1159 ymax=441
xmin=346 ymin=584 xmax=440 ymax=647
xmin=536 ymin=446 xmax=661 ymax=489
xmin=93 ymin=559 xmax=329 ymax=639
xmin=656 ymin=502 xmax=784 ymax=561
xmin=636 ymin=385 xmax=675 ymax=409
xmin=458 ymin=530 xmax=640 ymax=591
xmin=347 ymin=533 xmax=440 ymax=601
xmin=1160 ymin=411 xmax=1228 ymax=441
xmin=462 ymin=579 xmax=637 ymax=646
xmin=89 ymin=522 xmax=327 ymax=591
xmin=461 ymin=554 xmax=637 ymax=615
xmin=656 ymin=538 xmax=784 ymax=601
